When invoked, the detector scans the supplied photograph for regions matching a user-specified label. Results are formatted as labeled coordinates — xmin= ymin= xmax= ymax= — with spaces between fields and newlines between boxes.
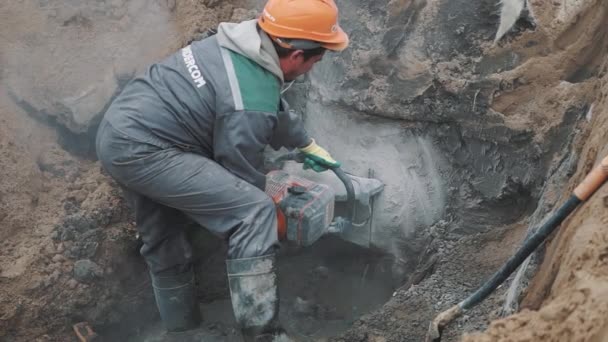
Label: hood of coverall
xmin=216 ymin=19 xmax=285 ymax=83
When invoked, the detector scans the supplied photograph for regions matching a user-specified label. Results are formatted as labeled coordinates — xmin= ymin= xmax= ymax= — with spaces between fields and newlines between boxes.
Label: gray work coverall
xmin=96 ymin=23 xmax=310 ymax=275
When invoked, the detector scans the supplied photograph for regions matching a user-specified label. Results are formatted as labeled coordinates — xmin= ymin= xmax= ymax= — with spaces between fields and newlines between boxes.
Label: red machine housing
xmin=266 ymin=170 xmax=335 ymax=246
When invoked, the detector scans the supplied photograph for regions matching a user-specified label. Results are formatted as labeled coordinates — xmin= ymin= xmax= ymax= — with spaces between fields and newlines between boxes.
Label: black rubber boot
xmin=226 ymin=255 xmax=294 ymax=342
xmin=150 ymin=267 xmax=202 ymax=332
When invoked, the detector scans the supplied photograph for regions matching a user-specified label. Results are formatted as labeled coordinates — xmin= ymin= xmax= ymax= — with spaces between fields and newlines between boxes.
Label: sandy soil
xmin=0 ymin=81 xmax=134 ymax=340
xmin=0 ymin=1 xmax=248 ymax=340
xmin=1 ymin=0 xmax=608 ymax=341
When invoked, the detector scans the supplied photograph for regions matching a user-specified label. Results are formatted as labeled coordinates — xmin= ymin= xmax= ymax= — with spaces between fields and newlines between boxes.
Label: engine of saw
xmin=266 ymin=170 xmax=335 ymax=246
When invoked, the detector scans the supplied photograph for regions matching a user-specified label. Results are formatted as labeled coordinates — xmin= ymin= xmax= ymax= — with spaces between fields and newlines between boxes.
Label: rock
xmin=52 ymin=254 xmax=65 ymax=263
xmin=84 ymin=183 xmax=98 ymax=192
xmin=63 ymin=263 xmax=73 ymax=274
xmin=49 ymin=262 xmax=62 ymax=271
xmin=36 ymin=154 xmax=67 ymax=178
xmin=49 ymin=270 xmax=61 ymax=282
xmin=67 ymin=279 xmax=79 ymax=289
xmin=69 ymin=190 xmax=89 ymax=204
xmin=68 ymin=183 xmax=83 ymax=191
xmin=66 ymin=239 xmax=99 ymax=260
xmin=5 ymin=0 xmax=179 ymax=138
xmin=370 ymin=336 xmax=387 ymax=342
xmin=35 ymin=334 xmax=52 ymax=342
xmin=293 ymin=297 xmax=314 ymax=315
xmin=63 ymin=213 xmax=96 ymax=232
xmin=63 ymin=200 xmax=79 ymax=214
xmin=61 ymin=77 xmax=120 ymax=134
xmin=27 ymin=277 xmax=44 ymax=292
xmin=61 ymin=230 xmax=76 ymax=242
xmin=73 ymin=259 xmax=103 ymax=282
xmin=42 ymin=241 xmax=56 ymax=256
xmin=231 ymin=8 xmax=257 ymax=22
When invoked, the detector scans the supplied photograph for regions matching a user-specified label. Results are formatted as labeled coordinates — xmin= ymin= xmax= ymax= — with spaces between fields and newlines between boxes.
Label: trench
xmin=1 ymin=0 xmax=604 ymax=341
xmin=61 ymin=101 xmax=571 ymax=342
xmin=94 ymin=227 xmax=395 ymax=341
xmin=68 ymin=100 xmax=579 ymax=342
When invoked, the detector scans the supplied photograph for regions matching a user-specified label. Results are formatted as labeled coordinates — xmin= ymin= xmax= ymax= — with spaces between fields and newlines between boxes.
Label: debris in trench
xmin=73 ymin=322 xmax=98 ymax=342
xmin=73 ymin=259 xmax=103 ymax=283
xmin=1 ymin=0 xmax=608 ymax=341
xmin=494 ymin=0 xmax=525 ymax=43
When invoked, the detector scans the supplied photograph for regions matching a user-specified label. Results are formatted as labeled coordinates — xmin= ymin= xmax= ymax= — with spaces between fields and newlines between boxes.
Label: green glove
xmin=298 ymin=139 xmax=341 ymax=172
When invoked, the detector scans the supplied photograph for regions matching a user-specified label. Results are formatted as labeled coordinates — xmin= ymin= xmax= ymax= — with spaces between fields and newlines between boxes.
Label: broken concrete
xmin=2 ymin=0 xmax=179 ymax=134
xmin=0 ymin=0 xmax=607 ymax=341
xmin=1 ymin=0 xmax=244 ymax=156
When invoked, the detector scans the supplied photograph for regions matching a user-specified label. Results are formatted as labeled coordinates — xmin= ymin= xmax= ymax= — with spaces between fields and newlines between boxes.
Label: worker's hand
xmin=298 ymin=139 xmax=340 ymax=172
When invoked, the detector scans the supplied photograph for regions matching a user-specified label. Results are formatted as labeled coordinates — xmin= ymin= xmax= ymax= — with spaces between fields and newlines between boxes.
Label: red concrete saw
xmin=267 ymin=152 xmax=384 ymax=247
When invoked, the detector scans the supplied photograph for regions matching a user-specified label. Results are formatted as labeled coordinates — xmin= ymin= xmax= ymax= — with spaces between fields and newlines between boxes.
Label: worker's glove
xmin=298 ymin=139 xmax=340 ymax=172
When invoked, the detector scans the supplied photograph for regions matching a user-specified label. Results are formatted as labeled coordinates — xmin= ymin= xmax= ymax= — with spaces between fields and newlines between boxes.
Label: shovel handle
xmin=573 ymin=155 xmax=608 ymax=201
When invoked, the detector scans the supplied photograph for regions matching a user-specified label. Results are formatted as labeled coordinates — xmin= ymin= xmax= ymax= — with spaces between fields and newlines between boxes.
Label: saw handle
xmin=573 ymin=155 xmax=608 ymax=200
xmin=329 ymin=166 xmax=356 ymax=229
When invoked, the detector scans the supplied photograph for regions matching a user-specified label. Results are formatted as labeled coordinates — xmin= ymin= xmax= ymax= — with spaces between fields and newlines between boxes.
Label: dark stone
xmin=73 ymin=259 xmax=103 ymax=283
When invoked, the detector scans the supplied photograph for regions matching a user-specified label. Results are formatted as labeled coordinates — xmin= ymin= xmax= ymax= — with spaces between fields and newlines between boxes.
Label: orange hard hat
xmin=258 ymin=0 xmax=349 ymax=52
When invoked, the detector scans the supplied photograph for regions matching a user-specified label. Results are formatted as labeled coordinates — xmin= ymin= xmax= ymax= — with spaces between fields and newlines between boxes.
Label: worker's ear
xmin=289 ymin=49 xmax=305 ymax=62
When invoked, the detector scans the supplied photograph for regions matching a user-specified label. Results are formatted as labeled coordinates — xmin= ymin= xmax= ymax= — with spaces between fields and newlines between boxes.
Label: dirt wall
xmin=287 ymin=0 xmax=593 ymax=287
xmin=331 ymin=0 xmax=608 ymax=340
xmin=464 ymin=34 xmax=608 ymax=342
xmin=464 ymin=61 xmax=608 ymax=342
xmin=462 ymin=0 xmax=608 ymax=340
xmin=1 ymin=0 xmax=607 ymax=341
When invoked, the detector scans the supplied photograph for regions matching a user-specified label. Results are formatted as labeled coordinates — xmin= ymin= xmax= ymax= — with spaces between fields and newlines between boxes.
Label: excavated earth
xmin=1 ymin=0 xmax=607 ymax=341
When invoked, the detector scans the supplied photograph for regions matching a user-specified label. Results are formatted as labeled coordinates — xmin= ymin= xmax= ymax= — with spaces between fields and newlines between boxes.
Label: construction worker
xmin=95 ymin=0 xmax=348 ymax=340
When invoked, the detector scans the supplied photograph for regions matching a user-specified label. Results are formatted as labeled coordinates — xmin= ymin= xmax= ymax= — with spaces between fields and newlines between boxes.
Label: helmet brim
xmin=320 ymin=26 xmax=349 ymax=51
